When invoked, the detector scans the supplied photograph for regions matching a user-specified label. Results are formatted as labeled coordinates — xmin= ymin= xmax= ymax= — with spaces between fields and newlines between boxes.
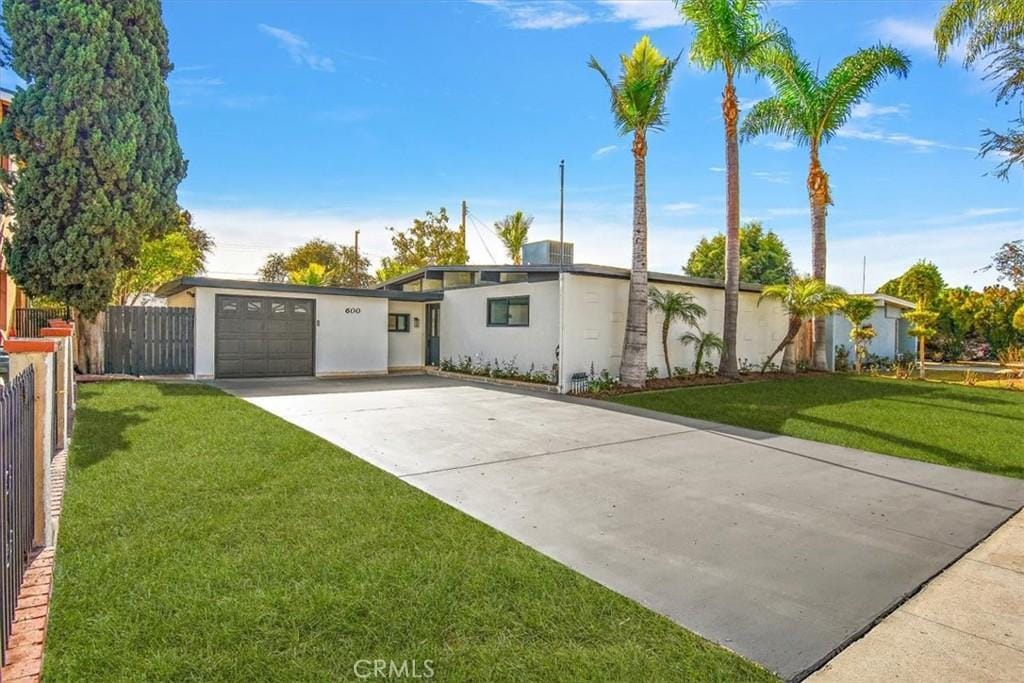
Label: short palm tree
xmin=741 ymin=45 xmax=910 ymax=370
xmin=757 ymin=276 xmax=845 ymax=373
xmin=495 ymin=211 xmax=532 ymax=265
xmin=288 ymin=262 xmax=331 ymax=286
xmin=841 ymin=295 xmax=878 ymax=373
xmin=648 ymin=287 xmax=707 ymax=377
xmin=677 ymin=0 xmax=788 ymax=379
xmin=589 ymin=36 xmax=678 ymax=388
xmin=680 ymin=329 xmax=725 ymax=374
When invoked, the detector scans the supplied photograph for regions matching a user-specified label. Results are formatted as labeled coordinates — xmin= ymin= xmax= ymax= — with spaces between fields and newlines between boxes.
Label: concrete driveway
xmin=216 ymin=375 xmax=1024 ymax=680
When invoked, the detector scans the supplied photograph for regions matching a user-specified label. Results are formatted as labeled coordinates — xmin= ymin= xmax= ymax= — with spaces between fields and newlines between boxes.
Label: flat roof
xmin=378 ymin=263 xmax=766 ymax=292
xmin=155 ymin=277 xmax=444 ymax=301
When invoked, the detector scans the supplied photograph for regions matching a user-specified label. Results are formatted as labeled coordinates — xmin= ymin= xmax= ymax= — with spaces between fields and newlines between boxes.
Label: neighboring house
xmin=156 ymin=244 xmax=789 ymax=391
xmin=823 ymin=293 xmax=916 ymax=370
xmin=0 ymin=87 xmax=29 ymax=337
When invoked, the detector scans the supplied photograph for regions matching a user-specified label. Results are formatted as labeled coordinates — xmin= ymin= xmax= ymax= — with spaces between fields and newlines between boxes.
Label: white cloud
xmin=258 ymin=24 xmax=335 ymax=72
xmin=663 ymin=202 xmax=700 ymax=213
xmin=709 ymin=166 xmax=726 ymax=172
xmin=851 ymin=102 xmax=908 ymax=119
xmin=470 ymin=0 xmax=590 ymax=30
xmin=837 ymin=125 xmax=977 ymax=153
xmin=875 ymin=17 xmax=966 ymax=62
xmin=472 ymin=0 xmax=681 ymax=31
xmin=752 ymin=170 xmax=790 ymax=184
xmin=592 ymin=144 xmax=617 ymax=159
xmin=597 ymin=0 xmax=681 ymax=30
xmin=170 ymin=76 xmax=225 ymax=87
xmin=756 ymin=139 xmax=796 ymax=151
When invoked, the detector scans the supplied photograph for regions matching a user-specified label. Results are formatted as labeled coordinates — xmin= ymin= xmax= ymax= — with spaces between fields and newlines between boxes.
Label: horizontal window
xmin=487 ymin=296 xmax=529 ymax=327
xmin=388 ymin=313 xmax=410 ymax=332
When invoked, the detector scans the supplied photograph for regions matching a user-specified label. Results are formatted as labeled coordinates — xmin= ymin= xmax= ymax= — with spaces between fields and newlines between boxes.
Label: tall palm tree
xmin=935 ymin=0 xmax=1024 ymax=67
xmin=757 ymin=276 xmax=845 ymax=373
xmin=495 ymin=211 xmax=532 ymax=265
xmin=589 ymin=36 xmax=678 ymax=387
xmin=677 ymin=0 xmax=789 ymax=379
xmin=648 ymin=287 xmax=707 ymax=376
xmin=741 ymin=45 xmax=910 ymax=370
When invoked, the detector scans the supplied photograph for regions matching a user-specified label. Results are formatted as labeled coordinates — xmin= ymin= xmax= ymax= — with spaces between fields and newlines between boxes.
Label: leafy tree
xmin=0 ymin=0 xmax=186 ymax=371
xmin=648 ymin=287 xmax=707 ymax=377
xmin=956 ymin=286 xmax=1024 ymax=354
xmin=288 ymin=263 xmax=331 ymax=287
xmin=935 ymin=0 xmax=1024 ymax=178
xmin=933 ymin=286 xmax=976 ymax=360
xmin=177 ymin=210 xmax=215 ymax=263
xmin=678 ymin=0 xmax=789 ymax=379
xmin=1014 ymin=304 xmax=1024 ymax=333
xmin=495 ymin=211 xmax=532 ymax=265
xmin=742 ymin=44 xmax=910 ymax=371
xmin=983 ymin=239 xmax=1024 ymax=287
xmin=376 ymin=208 xmax=469 ymax=282
xmin=113 ymin=227 xmax=209 ymax=306
xmin=679 ymin=329 xmax=725 ymax=375
xmin=757 ymin=277 xmax=845 ymax=373
xmin=899 ymin=260 xmax=945 ymax=378
xmin=841 ymin=295 xmax=877 ymax=373
xmin=589 ymin=36 xmax=678 ymax=388
xmin=684 ymin=221 xmax=794 ymax=285
xmin=260 ymin=238 xmax=373 ymax=288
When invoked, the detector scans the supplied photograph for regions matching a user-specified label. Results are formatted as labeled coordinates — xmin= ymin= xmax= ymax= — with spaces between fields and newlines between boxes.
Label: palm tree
xmin=757 ymin=276 xmax=845 ymax=373
xmin=648 ymin=287 xmax=707 ymax=376
xmin=495 ymin=211 xmax=532 ymax=265
xmin=741 ymin=45 xmax=910 ymax=370
xmin=680 ymin=329 xmax=725 ymax=374
xmin=841 ymin=295 xmax=877 ymax=373
xmin=678 ymin=0 xmax=789 ymax=379
xmin=589 ymin=37 xmax=678 ymax=388
xmin=935 ymin=0 xmax=1024 ymax=67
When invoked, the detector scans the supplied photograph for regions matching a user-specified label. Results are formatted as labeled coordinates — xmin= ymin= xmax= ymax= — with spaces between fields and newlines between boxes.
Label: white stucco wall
xmin=387 ymin=301 xmax=426 ymax=369
xmin=192 ymin=287 xmax=389 ymax=379
xmin=438 ymin=280 xmax=560 ymax=376
xmin=561 ymin=274 xmax=788 ymax=383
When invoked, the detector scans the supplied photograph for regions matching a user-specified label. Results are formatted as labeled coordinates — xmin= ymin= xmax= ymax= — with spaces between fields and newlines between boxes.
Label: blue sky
xmin=7 ymin=0 xmax=1024 ymax=289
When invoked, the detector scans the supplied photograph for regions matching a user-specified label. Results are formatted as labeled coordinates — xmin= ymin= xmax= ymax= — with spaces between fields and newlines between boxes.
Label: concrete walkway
xmin=216 ymin=375 xmax=1024 ymax=681
xmin=811 ymin=509 xmax=1024 ymax=682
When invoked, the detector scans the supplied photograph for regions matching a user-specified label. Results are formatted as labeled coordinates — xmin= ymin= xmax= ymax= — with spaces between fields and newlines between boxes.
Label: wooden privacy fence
xmin=104 ymin=307 xmax=195 ymax=375
xmin=0 ymin=366 xmax=36 ymax=664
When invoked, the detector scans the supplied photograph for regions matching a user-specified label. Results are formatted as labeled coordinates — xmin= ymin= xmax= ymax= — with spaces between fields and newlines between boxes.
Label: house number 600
xmin=345 ymin=307 xmax=361 ymax=314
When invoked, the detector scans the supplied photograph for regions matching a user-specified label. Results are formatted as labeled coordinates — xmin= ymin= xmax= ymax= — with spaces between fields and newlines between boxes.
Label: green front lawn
xmin=47 ymin=382 xmax=775 ymax=681
xmin=614 ymin=375 xmax=1024 ymax=479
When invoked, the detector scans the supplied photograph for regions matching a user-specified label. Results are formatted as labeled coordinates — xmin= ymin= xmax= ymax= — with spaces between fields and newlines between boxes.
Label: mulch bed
xmin=582 ymin=370 xmax=827 ymax=400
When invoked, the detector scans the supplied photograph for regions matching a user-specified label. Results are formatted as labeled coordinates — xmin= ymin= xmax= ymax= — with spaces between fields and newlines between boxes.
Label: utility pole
xmin=559 ymin=160 xmax=565 ymax=271
xmin=354 ymin=229 xmax=360 ymax=260
xmin=862 ymin=255 xmax=867 ymax=293
xmin=460 ymin=200 xmax=468 ymax=255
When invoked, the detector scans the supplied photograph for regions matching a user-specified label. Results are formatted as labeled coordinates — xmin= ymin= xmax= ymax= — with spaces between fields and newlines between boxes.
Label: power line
xmin=466 ymin=212 xmax=497 ymax=264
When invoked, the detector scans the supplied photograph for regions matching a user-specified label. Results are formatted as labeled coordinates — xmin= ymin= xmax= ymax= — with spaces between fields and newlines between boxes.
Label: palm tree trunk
xmin=854 ymin=341 xmax=862 ymax=374
xmin=719 ymin=75 xmax=740 ymax=379
xmin=808 ymin=146 xmax=831 ymax=371
xmin=75 ymin=310 xmax=105 ymax=374
xmin=662 ymin=318 xmax=670 ymax=378
xmin=762 ymin=316 xmax=802 ymax=373
xmin=620 ymin=131 xmax=649 ymax=388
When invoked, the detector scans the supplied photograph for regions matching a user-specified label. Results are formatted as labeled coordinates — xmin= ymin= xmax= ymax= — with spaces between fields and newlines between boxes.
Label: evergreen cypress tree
xmin=0 ymin=0 xmax=186 ymax=370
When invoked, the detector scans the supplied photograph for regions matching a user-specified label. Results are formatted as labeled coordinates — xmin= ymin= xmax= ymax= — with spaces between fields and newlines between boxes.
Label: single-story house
xmin=157 ymin=259 xmax=789 ymax=392
xmin=824 ymin=293 xmax=916 ymax=369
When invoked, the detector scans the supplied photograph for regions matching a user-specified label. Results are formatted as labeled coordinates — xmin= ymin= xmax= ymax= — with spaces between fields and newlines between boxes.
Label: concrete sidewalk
xmin=811 ymin=509 xmax=1024 ymax=682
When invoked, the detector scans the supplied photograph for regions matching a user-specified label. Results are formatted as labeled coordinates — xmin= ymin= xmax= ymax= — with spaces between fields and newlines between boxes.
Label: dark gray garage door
xmin=215 ymin=295 xmax=315 ymax=378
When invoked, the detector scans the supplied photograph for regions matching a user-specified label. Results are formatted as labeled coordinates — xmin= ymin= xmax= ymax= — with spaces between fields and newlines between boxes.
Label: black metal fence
xmin=14 ymin=307 xmax=71 ymax=338
xmin=104 ymin=306 xmax=194 ymax=375
xmin=0 ymin=366 xmax=36 ymax=664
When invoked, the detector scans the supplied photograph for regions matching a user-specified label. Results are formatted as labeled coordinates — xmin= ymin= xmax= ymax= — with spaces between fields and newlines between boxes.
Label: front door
xmin=425 ymin=303 xmax=440 ymax=366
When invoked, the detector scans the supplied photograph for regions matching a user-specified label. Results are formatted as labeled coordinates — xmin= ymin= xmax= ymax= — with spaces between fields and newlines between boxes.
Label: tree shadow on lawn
xmin=71 ymin=403 xmax=157 ymax=468
xmin=788 ymin=411 xmax=1024 ymax=479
